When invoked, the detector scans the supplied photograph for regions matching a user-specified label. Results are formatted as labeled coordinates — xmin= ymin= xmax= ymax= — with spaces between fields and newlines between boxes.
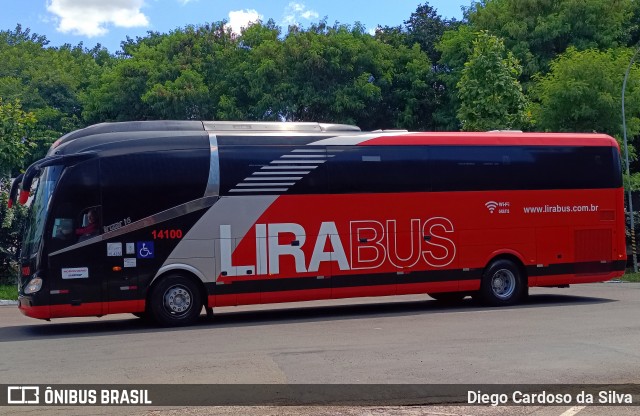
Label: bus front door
xmin=46 ymin=160 xmax=104 ymax=318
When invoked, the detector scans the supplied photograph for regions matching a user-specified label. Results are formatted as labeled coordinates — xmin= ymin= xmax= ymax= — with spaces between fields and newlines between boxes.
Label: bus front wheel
xmin=478 ymin=259 xmax=527 ymax=306
xmin=149 ymin=275 xmax=202 ymax=326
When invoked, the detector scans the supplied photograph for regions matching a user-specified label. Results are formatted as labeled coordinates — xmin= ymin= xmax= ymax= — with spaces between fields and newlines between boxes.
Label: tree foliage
xmin=0 ymin=25 xmax=109 ymax=166
xmin=468 ymin=0 xmax=635 ymax=79
xmin=0 ymin=2 xmax=639 ymax=161
xmin=457 ymin=32 xmax=528 ymax=131
xmin=0 ymin=181 xmax=27 ymax=282
xmin=403 ymin=2 xmax=459 ymax=64
xmin=0 ymin=98 xmax=36 ymax=177
xmin=82 ymin=20 xmax=439 ymax=130
xmin=532 ymin=47 xmax=640 ymax=151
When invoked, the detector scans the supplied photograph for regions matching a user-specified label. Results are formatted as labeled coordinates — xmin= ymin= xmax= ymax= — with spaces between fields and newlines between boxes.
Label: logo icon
xmin=485 ymin=201 xmax=498 ymax=214
xmin=136 ymin=241 xmax=154 ymax=259
xmin=7 ymin=386 xmax=40 ymax=404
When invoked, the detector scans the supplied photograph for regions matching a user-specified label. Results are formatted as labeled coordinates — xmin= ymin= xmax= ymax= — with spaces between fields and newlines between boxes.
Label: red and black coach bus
xmin=9 ymin=121 xmax=626 ymax=326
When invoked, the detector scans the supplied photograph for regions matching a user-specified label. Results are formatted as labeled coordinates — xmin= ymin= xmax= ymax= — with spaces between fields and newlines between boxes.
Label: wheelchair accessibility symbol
xmin=136 ymin=241 xmax=154 ymax=259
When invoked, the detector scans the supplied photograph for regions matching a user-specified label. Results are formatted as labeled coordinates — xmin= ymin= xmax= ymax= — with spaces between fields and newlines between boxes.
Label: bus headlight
xmin=24 ymin=277 xmax=43 ymax=294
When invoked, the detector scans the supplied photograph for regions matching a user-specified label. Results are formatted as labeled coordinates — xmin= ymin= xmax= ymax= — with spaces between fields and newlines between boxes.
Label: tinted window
xmin=430 ymin=146 xmax=522 ymax=191
xmin=219 ymin=146 xmax=328 ymax=195
xmin=218 ymin=144 xmax=621 ymax=195
xmin=430 ymin=146 xmax=621 ymax=191
xmin=100 ymin=150 xmax=208 ymax=226
xmin=327 ymin=146 xmax=430 ymax=193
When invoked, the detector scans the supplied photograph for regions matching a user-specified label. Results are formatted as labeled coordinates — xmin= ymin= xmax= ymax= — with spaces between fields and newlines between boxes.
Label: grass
xmin=0 ymin=284 xmax=17 ymax=301
xmin=621 ymin=272 xmax=640 ymax=282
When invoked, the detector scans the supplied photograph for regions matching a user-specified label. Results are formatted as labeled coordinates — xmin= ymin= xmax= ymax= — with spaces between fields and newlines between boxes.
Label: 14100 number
xmin=151 ymin=229 xmax=183 ymax=239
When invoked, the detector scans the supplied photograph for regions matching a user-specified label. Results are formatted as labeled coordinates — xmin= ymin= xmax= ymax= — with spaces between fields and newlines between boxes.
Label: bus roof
xmin=48 ymin=121 xmax=620 ymax=157
xmin=50 ymin=121 xmax=361 ymax=152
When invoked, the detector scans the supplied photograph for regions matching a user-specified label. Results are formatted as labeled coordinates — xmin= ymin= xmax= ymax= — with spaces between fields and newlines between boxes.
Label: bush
xmin=0 ymin=181 xmax=27 ymax=284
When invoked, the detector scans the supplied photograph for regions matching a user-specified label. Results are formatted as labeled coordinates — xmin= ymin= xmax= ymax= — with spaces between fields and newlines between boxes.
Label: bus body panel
xmin=16 ymin=124 xmax=626 ymax=321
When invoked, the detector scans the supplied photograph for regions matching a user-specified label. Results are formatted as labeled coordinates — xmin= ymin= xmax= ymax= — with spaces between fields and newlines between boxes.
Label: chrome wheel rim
xmin=491 ymin=268 xmax=516 ymax=300
xmin=163 ymin=285 xmax=192 ymax=315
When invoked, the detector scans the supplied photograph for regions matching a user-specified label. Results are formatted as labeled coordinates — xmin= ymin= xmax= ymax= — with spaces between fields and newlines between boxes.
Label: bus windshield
xmin=21 ymin=165 xmax=63 ymax=260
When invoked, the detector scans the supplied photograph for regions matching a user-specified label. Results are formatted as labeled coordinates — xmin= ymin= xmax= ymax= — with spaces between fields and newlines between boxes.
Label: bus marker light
xmin=18 ymin=190 xmax=29 ymax=205
xmin=22 ymin=266 xmax=30 ymax=276
xmin=112 ymin=266 xmax=122 ymax=272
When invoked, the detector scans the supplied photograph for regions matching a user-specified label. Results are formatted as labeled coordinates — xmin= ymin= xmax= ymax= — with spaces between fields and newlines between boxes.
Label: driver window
xmin=47 ymin=159 xmax=100 ymax=251
xmin=76 ymin=207 xmax=101 ymax=241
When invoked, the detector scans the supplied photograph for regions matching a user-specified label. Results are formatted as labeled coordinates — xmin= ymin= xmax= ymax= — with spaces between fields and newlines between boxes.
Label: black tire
xmin=149 ymin=275 xmax=203 ymax=326
xmin=478 ymin=259 xmax=527 ymax=306
xmin=428 ymin=292 xmax=467 ymax=303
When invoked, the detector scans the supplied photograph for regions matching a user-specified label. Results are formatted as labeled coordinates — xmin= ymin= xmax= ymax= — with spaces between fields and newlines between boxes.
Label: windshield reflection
xmin=22 ymin=166 xmax=63 ymax=259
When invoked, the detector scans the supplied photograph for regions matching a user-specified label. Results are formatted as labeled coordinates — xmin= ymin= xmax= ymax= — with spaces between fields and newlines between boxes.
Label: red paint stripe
xmin=262 ymin=288 xmax=329 ymax=304
xmin=459 ymin=280 xmax=481 ymax=292
xmin=19 ymin=299 xmax=145 ymax=320
xmin=535 ymin=272 xmax=623 ymax=287
xmin=19 ymin=301 xmax=50 ymax=320
xmin=332 ymin=285 xmax=395 ymax=299
xmin=361 ymin=133 xmax=618 ymax=148
xmin=207 ymin=294 xmax=216 ymax=308
xmin=396 ymin=280 xmax=483 ymax=295
xmin=106 ymin=300 xmax=145 ymax=314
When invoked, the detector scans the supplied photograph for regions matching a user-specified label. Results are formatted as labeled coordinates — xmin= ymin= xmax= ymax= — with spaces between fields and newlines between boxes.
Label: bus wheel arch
xmin=477 ymin=254 xmax=528 ymax=306
xmin=147 ymin=270 xmax=206 ymax=326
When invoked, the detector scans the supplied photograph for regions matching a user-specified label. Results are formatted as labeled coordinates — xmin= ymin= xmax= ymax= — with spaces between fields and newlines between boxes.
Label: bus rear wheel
xmin=149 ymin=275 xmax=202 ymax=326
xmin=478 ymin=259 xmax=526 ymax=306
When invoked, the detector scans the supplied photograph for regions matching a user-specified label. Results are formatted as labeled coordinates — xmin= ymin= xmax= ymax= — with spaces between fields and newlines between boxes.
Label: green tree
xmin=83 ymin=22 xmax=235 ymax=122
xmin=435 ymin=24 xmax=476 ymax=130
xmin=468 ymin=0 xmax=634 ymax=79
xmin=0 ymin=97 xmax=34 ymax=282
xmin=142 ymin=69 xmax=210 ymax=119
xmin=0 ymin=98 xmax=36 ymax=177
xmin=404 ymin=2 xmax=459 ymax=65
xmin=0 ymin=25 xmax=109 ymax=164
xmin=0 ymin=182 xmax=27 ymax=283
xmin=277 ymin=22 xmax=437 ymax=130
xmin=532 ymin=47 xmax=640 ymax=137
xmin=456 ymin=32 xmax=528 ymax=131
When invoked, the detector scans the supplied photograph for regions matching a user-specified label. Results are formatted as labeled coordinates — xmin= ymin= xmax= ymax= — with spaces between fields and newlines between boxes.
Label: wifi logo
xmin=485 ymin=201 xmax=498 ymax=213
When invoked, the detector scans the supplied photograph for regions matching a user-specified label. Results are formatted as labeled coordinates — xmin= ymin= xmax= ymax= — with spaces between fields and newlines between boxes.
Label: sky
xmin=1 ymin=0 xmax=468 ymax=53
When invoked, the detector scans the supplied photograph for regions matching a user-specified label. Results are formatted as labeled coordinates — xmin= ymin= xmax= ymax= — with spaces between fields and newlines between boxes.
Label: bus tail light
xmin=24 ymin=277 xmax=43 ymax=294
xmin=7 ymin=174 xmax=23 ymax=209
